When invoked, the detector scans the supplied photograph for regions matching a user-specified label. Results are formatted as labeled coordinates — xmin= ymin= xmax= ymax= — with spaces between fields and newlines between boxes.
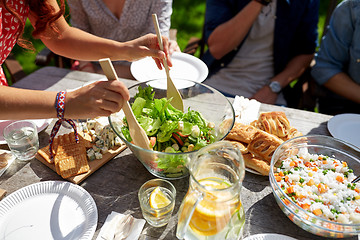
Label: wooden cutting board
xmin=0 ymin=188 xmax=6 ymax=200
xmin=36 ymin=145 xmax=127 ymax=184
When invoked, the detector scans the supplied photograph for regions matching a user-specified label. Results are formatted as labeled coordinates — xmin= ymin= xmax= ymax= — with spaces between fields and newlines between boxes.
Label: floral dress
xmin=0 ymin=0 xmax=29 ymax=86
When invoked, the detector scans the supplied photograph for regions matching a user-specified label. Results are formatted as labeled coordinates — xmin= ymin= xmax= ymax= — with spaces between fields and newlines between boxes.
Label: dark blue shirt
xmin=202 ymin=0 xmax=319 ymax=76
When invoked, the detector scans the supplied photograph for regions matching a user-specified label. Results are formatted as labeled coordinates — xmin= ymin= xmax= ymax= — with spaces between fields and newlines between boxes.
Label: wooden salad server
xmin=99 ymin=58 xmax=151 ymax=150
xmin=152 ymin=13 xmax=184 ymax=112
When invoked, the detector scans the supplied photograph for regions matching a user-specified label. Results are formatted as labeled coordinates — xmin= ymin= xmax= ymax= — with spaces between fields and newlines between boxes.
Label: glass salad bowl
xmin=109 ymin=78 xmax=235 ymax=179
xmin=270 ymin=135 xmax=360 ymax=238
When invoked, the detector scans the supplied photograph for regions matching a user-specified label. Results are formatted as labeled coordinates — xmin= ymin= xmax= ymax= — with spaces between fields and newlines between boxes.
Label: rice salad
xmin=274 ymin=149 xmax=360 ymax=224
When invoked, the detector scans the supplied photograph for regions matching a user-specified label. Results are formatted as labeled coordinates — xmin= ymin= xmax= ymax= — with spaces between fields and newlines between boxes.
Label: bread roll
xmin=229 ymin=140 xmax=248 ymax=154
xmin=247 ymin=131 xmax=283 ymax=163
xmin=257 ymin=111 xmax=291 ymax=138
xmin=242 ymin=153 xmax=271 ymax=176
xmin=226 ymin=122 xmax=260 ymax=144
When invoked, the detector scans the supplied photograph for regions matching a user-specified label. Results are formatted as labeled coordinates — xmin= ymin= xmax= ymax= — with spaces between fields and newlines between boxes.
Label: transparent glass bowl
xmin=270 ymin=135 xmax=360 ymax=238
xmin=109 ymin=78 xmax=235 ymax=180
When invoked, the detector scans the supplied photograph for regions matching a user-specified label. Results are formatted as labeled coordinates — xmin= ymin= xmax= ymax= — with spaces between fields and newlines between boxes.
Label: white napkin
xmin=232 ymin=96 xmax=261 ymax=125
xmin=96 ymin=211 xmax=146 ymax=240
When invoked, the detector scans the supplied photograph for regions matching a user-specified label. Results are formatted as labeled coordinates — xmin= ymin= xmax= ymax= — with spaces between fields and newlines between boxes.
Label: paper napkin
xmin=96 ymin=211 xmax=146 ymax=240
xmin=232 ymin=96 xmax=261 ymax=125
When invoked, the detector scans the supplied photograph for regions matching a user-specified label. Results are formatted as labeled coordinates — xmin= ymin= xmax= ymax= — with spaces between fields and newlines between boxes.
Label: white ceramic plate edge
xmin=0 ymin=181 xmax=97 ymax=240
xmin=130 ymin=52 xmax=208 ymax=83
xmin=327 ymin=113 xmax=360 ymax=147
xmin=246 ymin=167 xmax=262 ymax=176
xmin=243 ymin=233 xmax=298 ymax=240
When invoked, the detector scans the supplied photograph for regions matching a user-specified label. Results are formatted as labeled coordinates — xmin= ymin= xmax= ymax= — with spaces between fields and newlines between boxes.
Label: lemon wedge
xmin=149 ymin=186 xmax=171 ymax=209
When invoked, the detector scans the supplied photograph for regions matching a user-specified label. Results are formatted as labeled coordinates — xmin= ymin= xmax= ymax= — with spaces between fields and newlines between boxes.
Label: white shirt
xmin=205 ymin=0 xmax=286 ymax=105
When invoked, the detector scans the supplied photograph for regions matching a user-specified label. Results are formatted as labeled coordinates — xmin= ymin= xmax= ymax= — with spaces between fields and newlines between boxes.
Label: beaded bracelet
xmin=49 ymin=91 xmax=79 ymax=160
xmin=253 ymin=0 xmax=272 ymax=6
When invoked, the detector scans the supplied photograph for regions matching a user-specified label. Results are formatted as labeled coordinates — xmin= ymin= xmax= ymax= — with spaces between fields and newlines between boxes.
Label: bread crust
xmin=242 ymin=153 xmax=271 ymax=176
xmin=247 ymin=131 xmax=283 ymax=163
xmin=227 ymin=111 xmax=300 ymax=175
xmin=229 ymin=140 xmax=248 ymax=154
xmin=257 ymin=111 xmax=290 ymax=138
xmin=281 ymin=127 xmax=303 ymax=141
xmin=226 ymin=122 xmax=260 ymax=144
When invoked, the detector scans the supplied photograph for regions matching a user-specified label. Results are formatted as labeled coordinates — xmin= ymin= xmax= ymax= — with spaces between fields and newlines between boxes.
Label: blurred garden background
xmin=9 ymin=0 xmax=341 ymax=78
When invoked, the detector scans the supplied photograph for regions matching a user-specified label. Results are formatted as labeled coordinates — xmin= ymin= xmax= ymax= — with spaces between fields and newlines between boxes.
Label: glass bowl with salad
xmin=109 ymin=78 xmax=235 ymax=179
xmin=270 ymin=135 xmax=360 ymax=238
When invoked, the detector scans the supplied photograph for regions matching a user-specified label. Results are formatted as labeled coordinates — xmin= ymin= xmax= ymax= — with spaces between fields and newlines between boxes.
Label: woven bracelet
xmin=49 ymin=91 xmax=79 ymax=160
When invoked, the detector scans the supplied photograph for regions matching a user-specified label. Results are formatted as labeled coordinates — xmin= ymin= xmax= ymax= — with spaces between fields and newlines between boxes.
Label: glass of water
xmin=3 ymin=120 xmax=39 ymax=161
xmin=138 ymin=178 xmax=176 ymax=227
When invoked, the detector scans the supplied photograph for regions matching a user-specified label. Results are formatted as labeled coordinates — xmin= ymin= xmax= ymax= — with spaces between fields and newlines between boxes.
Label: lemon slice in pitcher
xmin=149 ymin=187 xmax=171 ymax=209
xmin=189 ymin=177 xmax=241 ymax=236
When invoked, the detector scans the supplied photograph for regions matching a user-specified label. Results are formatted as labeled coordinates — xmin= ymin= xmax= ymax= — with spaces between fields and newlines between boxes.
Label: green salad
xmin=120 ymin=86 xmax=217 ymax=177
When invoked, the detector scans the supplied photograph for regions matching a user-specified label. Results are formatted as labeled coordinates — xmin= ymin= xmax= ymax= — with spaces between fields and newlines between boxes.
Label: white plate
xmin=244 ymin=233 xmax=297 ymax=240
xmin=246 ymin=168 xmax=262 ymax=176
xmin=0 ymin=181 xmax=97 ymax=240
xmin=327 ymin=113 xmax=360 ymax=148
xmin=0 ymin=119 xmax=52 ymax=145
xmin=130 ymin=52 xmax=209 ymax=85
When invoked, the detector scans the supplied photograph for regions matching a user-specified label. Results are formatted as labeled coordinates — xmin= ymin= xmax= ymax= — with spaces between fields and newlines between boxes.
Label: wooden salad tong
xmin=99 ymin=58 xmax=151 ymax=150
xmin=152 ymin=13 xmax=184 ymax=112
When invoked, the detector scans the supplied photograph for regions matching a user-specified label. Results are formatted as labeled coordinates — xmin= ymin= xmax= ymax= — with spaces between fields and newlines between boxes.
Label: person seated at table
xmin=311 ymin=0 xmax=360 ymax=115
xmin=67 ymin=0 xmax=181 ymax=79
xmin=0 ymin=0 xmax=171 ymax=120
xmin=202 ymin=0 xmax=319 ymax=106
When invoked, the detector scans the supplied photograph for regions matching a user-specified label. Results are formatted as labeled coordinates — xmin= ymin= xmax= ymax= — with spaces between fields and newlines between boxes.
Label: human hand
xmin=169 ymin=40 xmax=181 ymax=55
xmin=251 ymin=86 xmax=278 ymax=104
xmin=65 ymin=80 xmax=130 ymax=119
xmin=126 ymin=33 xmax=172 ymax=70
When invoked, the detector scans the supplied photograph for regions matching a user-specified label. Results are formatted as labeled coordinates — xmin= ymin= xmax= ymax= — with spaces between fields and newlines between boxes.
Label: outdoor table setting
xmin=0 ymin=66 xmax=360 ymax=240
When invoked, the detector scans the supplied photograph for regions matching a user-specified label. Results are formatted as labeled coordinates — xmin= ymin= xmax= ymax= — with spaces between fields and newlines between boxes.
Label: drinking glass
xmin=138 ymin=178 xmax=176 ymax=227
xmin=3 ymin=120 xmax=39 ymax=161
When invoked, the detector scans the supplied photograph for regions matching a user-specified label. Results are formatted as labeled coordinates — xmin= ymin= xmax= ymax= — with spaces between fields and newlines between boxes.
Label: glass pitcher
xmin=176 ymin=141 xmax=245 ymax=240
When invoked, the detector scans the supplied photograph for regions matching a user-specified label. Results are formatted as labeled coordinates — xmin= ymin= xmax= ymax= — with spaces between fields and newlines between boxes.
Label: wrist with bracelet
xmin=253 ymin=0 xmax=272 ymax=6
xmin=49 ymin=91 xmax=79 ymax=160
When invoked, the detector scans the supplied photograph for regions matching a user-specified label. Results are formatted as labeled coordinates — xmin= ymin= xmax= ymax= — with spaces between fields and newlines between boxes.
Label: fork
xmin=351 ymin=175 xmax=360 ymax=183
